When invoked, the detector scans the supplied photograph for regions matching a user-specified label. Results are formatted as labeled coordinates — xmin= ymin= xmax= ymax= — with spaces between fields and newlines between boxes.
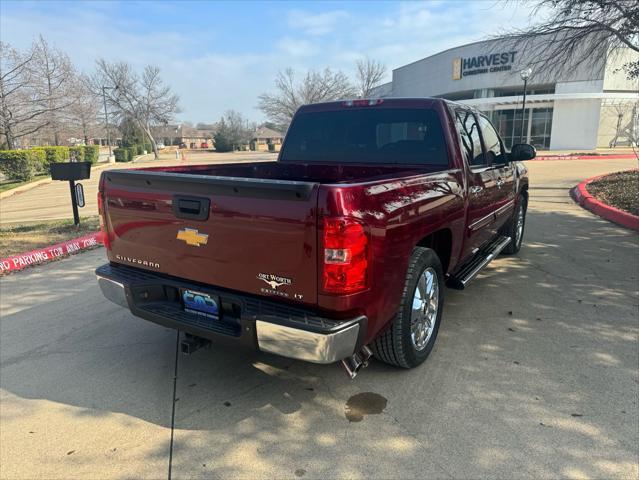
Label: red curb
xmin=535 ymin=154 xmax=638 ymax=161
xmin=570 ymin=171 xmax=639 ymax=231
xmin=0 ymin=231 xmax=103 ymax=275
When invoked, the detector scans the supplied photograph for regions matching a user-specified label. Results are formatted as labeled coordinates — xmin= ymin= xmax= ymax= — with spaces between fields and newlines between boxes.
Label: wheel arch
xmin=416 ymin=228 xmax=453 ymax=274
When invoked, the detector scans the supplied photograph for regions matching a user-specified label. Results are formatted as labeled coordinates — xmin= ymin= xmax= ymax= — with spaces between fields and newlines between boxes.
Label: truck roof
xmin=297 ymin=97 xmax=448 ymax=113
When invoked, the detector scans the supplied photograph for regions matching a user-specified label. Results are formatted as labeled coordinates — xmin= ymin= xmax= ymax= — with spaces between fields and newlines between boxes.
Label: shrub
xmin=0 ymin=150 xmax=46 ymax=181
xmin=44 ymin=146 xmax=69 ymax=164
xmin=83 ymin=145 xmax=100 ymax=164
xmin=144 ymin=143 xmax=152 ymax=153
xmin=136 ymin=144 xmax=144 ymax=155
xmin=126 ymin=146 xmax=137 ymax=160
xmin=69 ymin=146 xmax=85 ymax=162
xmin=30 ymin=149 xmax=47 ymax=173
xmin=31 ymin=146 xmax=69 ymax=171
xmin=113 ymin=148 xmax=129 ymax=162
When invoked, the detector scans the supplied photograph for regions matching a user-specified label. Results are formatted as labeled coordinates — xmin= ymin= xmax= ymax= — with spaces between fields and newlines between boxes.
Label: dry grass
xmin=587 ymin=170 xmax=639 ymax=216
xmin=0 ymin=216 xmax=100 ymax=258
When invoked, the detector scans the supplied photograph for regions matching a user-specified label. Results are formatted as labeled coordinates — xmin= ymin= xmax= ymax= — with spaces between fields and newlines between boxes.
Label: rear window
xmin=280 ymin=108 xmax=449 ymax=165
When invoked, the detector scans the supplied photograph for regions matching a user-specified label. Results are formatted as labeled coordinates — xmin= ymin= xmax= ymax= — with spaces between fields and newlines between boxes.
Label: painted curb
xmin=0 ymin=231 xmax=103 ymax=275
xmin=570 ymin=170 xmax=639 ymax=232
xmin=535 ymin=154 xmax=638 ymax=161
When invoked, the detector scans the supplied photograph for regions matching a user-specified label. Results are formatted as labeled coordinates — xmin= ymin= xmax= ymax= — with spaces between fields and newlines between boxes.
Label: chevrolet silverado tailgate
xmin=100 ymin=169 xmax=320 ymax=305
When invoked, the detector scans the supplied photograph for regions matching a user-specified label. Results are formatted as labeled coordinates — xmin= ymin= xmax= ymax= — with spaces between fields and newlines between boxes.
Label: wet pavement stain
xmin=345 ymin=392 xmax=387 ymax=422
xmin=294 ymin=468 xmax=306 ymax=477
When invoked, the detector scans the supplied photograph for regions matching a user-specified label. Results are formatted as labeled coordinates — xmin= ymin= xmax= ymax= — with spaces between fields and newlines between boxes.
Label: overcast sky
xmin=1 ymin=0 xmax=543 ymax=123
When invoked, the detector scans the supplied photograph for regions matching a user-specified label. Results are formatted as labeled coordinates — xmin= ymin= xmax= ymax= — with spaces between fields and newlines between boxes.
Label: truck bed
xmin=141 ymin=161 xmax=432 ymax=185
xmin=99 ymin=161 xmax=452 ymax=310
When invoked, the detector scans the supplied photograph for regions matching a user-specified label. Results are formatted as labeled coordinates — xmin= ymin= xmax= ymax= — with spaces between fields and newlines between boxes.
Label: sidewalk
xmin=0 ymin=151 xmax=274 ymax=225
xmin=538 ymin=147 xmax=637 ymax=156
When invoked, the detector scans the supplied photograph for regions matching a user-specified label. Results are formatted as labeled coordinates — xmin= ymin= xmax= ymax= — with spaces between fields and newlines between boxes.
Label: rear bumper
xmin=96 ymin=263 xmax=365 ymax=364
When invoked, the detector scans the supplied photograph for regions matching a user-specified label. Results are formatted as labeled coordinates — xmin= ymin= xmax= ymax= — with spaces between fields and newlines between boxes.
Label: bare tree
xmin=258 ymin=67 xmax=357 ymax=130
xmin=31 ymin=35 xmax=76 ymax=145
xmin=0 ymin=42 xmax=49 ymax=149
xmin=355 ymin=58 xmax=387 ymax=98
xmin=68 ymin=74 xmax=102 ymax=145
xmin=605 ymin=100 xmax=639 ymax=147
xmin=497 ymin=0 xmax=639 ymax=79
xmin=91 ymin=60 xmax=180 ymax=159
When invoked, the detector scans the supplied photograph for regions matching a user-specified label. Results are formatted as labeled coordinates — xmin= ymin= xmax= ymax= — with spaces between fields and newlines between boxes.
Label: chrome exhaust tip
xmin=340 ymin=346 xmax=373 ymax=379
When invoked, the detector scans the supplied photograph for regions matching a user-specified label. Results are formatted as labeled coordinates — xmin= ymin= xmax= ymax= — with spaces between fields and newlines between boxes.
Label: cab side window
xmin=478 ymin=115 xmax=506 ymax=165
xmin=455 ymin=110 xmax=484 ymax=167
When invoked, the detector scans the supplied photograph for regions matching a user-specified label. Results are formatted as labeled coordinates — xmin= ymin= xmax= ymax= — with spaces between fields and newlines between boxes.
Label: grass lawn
xmin=587 ymin=170 xmax=639 ymax=216
xmin=0 ymin=174 xmax=50 ymax=193
xmin=0 ymin=216 xmax=100 ymax=258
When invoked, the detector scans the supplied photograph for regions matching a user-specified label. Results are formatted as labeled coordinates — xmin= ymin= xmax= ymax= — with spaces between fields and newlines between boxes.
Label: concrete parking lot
xmin=1 ymin=159 xmax=638 ymax=479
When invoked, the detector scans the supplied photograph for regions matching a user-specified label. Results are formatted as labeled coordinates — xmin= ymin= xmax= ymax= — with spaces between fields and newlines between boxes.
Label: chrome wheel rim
xmin=410 ymin=267 xmax=439 ymax=351
xmin=515 ymin=205 xmax=524 ymax=246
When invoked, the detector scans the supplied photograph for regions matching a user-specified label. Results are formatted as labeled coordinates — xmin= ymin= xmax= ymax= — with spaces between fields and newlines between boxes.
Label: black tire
xmin=502 ymin=194 xmax=527 ymax=255
xmin=371 ymin=247 xmax=444 ymax=369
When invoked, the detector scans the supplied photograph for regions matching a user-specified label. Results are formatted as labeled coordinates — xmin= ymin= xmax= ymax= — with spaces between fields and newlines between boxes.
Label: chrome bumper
xmin=97 ymin=276 xmax=128 ymax=307
xmin=256 ymin=320 xmax=360 ymax=364
xmin=97 ymin=273 xmax=361 ymax=364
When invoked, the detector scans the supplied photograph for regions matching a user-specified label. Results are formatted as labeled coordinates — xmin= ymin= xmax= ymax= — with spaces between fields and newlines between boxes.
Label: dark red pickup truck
xmin=96 ymin=98 xmax=533 ymax=378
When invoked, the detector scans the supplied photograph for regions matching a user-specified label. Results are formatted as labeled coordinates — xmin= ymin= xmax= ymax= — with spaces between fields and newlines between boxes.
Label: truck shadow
xmin=1 ymin=204 xmax=637 ymax=479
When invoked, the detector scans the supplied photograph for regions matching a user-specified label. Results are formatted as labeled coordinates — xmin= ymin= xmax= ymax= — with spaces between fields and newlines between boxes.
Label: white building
xmin=372 ymin=38 xmax=639 ymax=150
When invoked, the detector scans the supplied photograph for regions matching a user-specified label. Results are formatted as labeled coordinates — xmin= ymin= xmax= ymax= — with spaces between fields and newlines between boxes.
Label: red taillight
xmin=343 ymin=99 xmax=384 ymax=107
xmin=97 ymin=192 xmax=111 ymax=250
xmin=322 ymin=217 xmax=369 ymax=294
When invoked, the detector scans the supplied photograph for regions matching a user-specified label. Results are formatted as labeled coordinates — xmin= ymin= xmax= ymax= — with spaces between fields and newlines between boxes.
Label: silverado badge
xmin=177 ymin=228 xmax=208 ymax=247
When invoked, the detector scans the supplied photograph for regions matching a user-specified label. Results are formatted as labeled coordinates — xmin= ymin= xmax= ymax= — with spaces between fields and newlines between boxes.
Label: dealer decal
xmin=257 ymin=272 xmax=296 ymax=298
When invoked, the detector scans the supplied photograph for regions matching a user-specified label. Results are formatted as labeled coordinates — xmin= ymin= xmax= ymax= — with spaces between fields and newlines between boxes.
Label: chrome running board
xmin=447 ymin=236 xmax=511 ymax=290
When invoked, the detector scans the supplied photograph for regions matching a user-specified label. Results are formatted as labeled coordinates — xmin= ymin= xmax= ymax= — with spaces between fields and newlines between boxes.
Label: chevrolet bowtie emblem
xmin=177 ymin=228 xmax=208 ymax=246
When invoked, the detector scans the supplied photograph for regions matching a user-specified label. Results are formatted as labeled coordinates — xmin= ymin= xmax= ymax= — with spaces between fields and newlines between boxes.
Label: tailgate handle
xmin=172 ymin=195 xmax=210 ymax=221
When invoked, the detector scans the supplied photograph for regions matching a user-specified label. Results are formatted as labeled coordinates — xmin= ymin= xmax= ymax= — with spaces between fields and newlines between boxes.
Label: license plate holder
xmin=181 ymin=289 xmax=220 ymax=320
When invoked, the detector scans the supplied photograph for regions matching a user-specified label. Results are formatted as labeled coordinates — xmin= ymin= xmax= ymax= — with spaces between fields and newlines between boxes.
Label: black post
xmin=519 ymin=77 xmax=528 ymax=143
xmin=69 ymin=180 xmax=80 ymax=226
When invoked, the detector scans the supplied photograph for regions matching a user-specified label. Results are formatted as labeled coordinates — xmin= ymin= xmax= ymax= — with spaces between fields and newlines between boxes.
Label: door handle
xmin=470 ymin=186 xmax=483 ymax=194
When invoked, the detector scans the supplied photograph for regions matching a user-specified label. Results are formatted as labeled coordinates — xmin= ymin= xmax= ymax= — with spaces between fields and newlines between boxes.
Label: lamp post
xmin=519 ymin=67 xmax=532 ymax=143
xmin=101 ymin=86 xmax=116 ymax=161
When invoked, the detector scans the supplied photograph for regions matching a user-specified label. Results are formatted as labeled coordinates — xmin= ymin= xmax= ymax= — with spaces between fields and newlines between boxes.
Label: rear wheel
xmin=502 ymin=194 xmax=527 ymax=255
xmin=372 ymin=247 xmax=444 ymax=368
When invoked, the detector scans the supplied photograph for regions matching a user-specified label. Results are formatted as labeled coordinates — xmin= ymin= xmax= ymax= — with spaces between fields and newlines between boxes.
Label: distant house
xmin=151 ymin=124 xmax=217 ymax=149
xmin=180 ymin=125 xmax=216 ymax=149
xmin=250 ymin=126 xmax=284 ymax=152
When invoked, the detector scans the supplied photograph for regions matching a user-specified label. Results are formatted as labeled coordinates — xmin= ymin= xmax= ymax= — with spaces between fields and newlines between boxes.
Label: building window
xmin=489 ymin=107 xmax=553 ymax=150
xmin=490 ymin=109 xmax=529 ymax=149
xmin=529 ymin=107 xmax=553 ymax=149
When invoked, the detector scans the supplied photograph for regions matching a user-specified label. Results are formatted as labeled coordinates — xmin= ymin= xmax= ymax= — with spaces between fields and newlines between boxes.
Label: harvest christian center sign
xmin=452 ymin=51 xmax=517 ymax=80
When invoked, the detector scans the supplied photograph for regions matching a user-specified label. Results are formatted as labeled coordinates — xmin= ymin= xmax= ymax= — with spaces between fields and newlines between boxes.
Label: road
xmin=0 ymin=151 xmax=275 ymax=225
xmin=1 ymin=159 xmax=638 ymax=479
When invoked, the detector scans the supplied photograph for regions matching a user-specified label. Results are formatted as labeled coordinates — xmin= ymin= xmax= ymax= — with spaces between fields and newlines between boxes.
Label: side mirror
xmin=510 ymin=143 xmax=536 ymax=161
